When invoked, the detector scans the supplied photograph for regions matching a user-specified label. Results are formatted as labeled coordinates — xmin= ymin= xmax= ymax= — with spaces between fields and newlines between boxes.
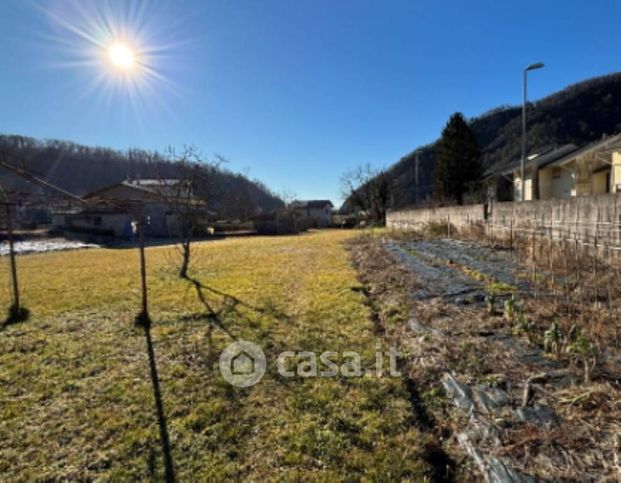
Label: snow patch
xmin=0 ymin=239 xmax=100 ymax=256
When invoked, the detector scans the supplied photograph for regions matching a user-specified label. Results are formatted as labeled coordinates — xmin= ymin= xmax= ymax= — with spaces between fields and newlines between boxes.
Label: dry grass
xmin=0 ymin=230 xmax=435 ymax=480
xmin=352 ymin=229 xmax=621 ymax=480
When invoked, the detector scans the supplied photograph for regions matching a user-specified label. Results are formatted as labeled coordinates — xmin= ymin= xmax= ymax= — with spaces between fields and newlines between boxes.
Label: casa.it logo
xmin=219 ymin=340 xmax=267 ymax=388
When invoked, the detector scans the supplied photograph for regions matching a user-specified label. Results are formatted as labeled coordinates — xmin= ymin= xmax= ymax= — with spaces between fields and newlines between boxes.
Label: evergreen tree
xmin=433 ymin=112 xmax=482 ymax=204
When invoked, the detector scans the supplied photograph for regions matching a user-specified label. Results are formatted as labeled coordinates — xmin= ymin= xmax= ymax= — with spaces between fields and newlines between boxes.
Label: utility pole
xmin=414 ymin=150 xmax=420 ymax=205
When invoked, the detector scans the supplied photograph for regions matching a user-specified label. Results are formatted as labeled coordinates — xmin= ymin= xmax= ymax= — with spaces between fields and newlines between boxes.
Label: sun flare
xmin=108 ymin=42 xmax=135 ymax=70
xmin=40 ymin=0 xmax=184 ymax=126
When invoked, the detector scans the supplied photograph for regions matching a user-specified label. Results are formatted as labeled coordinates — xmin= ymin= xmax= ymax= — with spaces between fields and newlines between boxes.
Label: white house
xmin=52 ymin=179 xmax=208 ymax=237
xmin=291 ymin=200 xmax=334 ymax=228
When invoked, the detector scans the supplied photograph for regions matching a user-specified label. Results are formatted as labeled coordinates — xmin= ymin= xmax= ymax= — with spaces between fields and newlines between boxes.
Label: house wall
xmin=538 ymin=168 xmax=553 ymax=200
xmin=574 ymin=179 xmax=592 ymax=196
xmin=513 ymin=169 xmax=533 ymax=201
xmin=537 ymin=166 xmax=572 ymax=200
xmin=571 ymin=156 xmax=592 ymax=196
xmin=592 ymin=170 xmax=610 ymax=195
xmin=50 ymin=213 xmax=69 ymax=229
xmin=551 ymin=167 xmax=573 ymax=199
xmin=53 ymin=203 xmax=174 ymax=237
xmin=67 ymin=213 xmax=132 ymax=237
xmin=143 ymin=203 xmax=171 ymax=236
xmin=294 ymin=206 xmax=332 ymax=227
xmin=613 ymin=152 xmax=621 ymax=193
xmin=312 ymin=206 xmax=332 ymax=226
xmin=510 ymin=148 xmax=621 ymax=202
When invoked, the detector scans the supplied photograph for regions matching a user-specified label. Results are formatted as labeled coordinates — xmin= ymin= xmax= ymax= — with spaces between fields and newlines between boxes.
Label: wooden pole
xmin=548 ymin=220 xmax=555 ymax=308
xmin=594 ymin=207 xmax=600 ymax=308
xmin=563 ymin=224 xmax=571 ymax=316
xmin=5 ymin=203 xmax=20 ymax=313
xmin=532 ymin=226 xmax=537 ymax=301
xmin=138 ymin=217 xmax=149 ymax=319
xmin=575 ymin=235 xmax=582 ymax=316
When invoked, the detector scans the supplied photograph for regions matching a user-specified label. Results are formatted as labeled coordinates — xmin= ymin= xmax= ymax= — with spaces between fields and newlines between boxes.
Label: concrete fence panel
xmin=386 ymin=192 xmax=621 ymax=257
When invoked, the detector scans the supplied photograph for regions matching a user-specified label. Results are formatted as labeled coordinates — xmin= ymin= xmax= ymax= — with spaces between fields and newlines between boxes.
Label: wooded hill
xmin=349 ymin=72 xmax=621 ymax=210
xmin=0 ymin=134 xmax=283 ymax=217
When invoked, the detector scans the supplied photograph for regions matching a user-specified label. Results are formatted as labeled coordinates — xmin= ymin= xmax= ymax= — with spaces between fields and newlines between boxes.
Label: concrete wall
xmin=388 ymin=192 xmax=621 ymax=254
xmin=387 ymin=203 xmax=486 ymax=229
xmin=490 ymin=194 xmax=621 ymax=247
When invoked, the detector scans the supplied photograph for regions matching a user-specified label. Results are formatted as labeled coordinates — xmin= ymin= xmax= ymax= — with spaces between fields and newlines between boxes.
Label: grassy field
xmin=0 ymin=230 xmax=434 ymax=480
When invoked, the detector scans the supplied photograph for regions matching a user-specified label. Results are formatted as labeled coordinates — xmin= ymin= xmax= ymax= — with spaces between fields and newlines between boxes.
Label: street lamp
xmin=521 ymin=62 xmax=544 ymax=201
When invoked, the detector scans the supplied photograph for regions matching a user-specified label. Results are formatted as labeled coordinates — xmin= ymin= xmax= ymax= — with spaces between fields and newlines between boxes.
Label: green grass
xmin=0 ymin=230 xmax=432 ymax=480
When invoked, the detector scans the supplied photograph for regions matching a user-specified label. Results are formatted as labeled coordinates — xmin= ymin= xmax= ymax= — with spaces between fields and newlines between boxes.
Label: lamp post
xmin=521 ymin=62 xmax=544 ymax=201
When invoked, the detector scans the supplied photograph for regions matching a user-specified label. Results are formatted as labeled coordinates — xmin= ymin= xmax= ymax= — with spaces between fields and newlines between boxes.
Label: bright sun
xmin=108 ymin=42 xmax=135 ymax=70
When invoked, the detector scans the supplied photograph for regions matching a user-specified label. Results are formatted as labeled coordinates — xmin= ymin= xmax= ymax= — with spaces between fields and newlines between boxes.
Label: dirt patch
xmin=348 ymin=232 xmax=621 ymax=481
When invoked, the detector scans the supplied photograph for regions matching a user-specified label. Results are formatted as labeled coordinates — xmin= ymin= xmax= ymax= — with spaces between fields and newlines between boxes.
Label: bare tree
xmin=340 ymin=163 xmax=392 ymax=225
xmin=278 ymin=187 xmax=300 ymax=232
xmin=152 ymin=146 xmax=223 ymax=278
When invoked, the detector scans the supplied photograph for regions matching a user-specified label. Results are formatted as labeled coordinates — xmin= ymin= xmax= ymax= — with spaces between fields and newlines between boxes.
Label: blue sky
xmin=1 ymin=0 xmax=620 ymax=203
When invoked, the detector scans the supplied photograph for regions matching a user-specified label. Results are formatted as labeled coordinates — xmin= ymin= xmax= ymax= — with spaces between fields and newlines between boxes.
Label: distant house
xmin=486 ymin=133 xmax=621 ymax=202
xmin=52 ymin=179 xmax=209 ymax=237
xmin=291 ymin=200 xmax=334 ymax=227
xmin=11 ymin=192 xmax=57 ymax=227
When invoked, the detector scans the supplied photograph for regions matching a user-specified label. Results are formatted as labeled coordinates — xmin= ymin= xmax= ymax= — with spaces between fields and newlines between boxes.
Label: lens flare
xmin=34 ymin=0 xmax=189 ymax=132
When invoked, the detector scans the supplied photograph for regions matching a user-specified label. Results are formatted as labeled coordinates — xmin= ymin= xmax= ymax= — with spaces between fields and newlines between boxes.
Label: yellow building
xmin=487 ymin=134 xmax=621 ymax=202
xmin=540 ymin=133 xmax=621 ymax=199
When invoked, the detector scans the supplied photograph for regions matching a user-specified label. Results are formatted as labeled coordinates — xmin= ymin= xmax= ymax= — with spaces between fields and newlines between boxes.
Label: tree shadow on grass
xmin=132 ymin=273 xmax=295 ymax=481
xmin=180 ymin=273 xmax=293 ymax=341
xmin=182 ymin=273 xmax=293 ymax=323
xmin=178 ymin=273 xmax=296 ymax=379
xmin=135 ymin=312 xmax=176 ymax=483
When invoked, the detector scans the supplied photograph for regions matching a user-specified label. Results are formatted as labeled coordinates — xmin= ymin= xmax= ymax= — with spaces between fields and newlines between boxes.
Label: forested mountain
xmin=0 ymin=135 xmax=283 ymax=216
xmin=348 ymin=72 xmax=621 ymax=210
